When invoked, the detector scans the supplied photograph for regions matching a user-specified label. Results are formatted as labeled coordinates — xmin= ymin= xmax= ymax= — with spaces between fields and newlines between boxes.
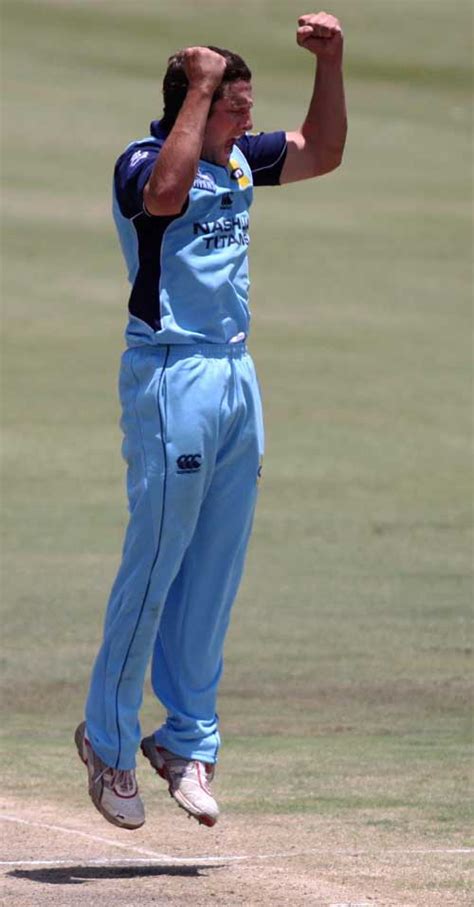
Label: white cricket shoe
xmin=74 ymin=721 xmax=145 ymax=830
xmin=141 ymin=735 xmax=219 ymax=827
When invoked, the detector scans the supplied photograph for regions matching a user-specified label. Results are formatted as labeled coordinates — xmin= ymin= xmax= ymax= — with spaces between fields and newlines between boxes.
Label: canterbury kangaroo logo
xmin=176 ymin=454 xmax=202 ymax=473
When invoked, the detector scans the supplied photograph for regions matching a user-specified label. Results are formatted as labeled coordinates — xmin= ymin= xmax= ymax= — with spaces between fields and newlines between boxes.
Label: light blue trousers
xmin=85 ymin=342 xmax=263 ymax=769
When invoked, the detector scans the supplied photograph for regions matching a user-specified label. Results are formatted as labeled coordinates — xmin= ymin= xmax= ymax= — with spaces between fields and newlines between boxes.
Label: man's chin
xmin=213 ymin=151 xmax=232 ymax=167
xmin=202 ymin=148 xmax=232 ymax=167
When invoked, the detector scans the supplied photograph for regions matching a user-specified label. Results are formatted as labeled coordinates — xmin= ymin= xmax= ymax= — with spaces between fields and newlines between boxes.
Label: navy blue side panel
xmin=128 ymin=213 xmax=177 ymax=330
xmin=114 ymin=131 xmax=180 ymax=330
xmin=236 ymin=131 xmax=288 ymax=186
xmin=114 ymin=141 xmax=162 ymax=218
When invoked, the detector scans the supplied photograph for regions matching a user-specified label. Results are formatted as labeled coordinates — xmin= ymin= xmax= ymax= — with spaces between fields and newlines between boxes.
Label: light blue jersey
xmin=113 ymin=120 xmax=287 ymax=346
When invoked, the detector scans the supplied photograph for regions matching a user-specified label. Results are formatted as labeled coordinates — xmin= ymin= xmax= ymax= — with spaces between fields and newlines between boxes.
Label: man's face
xmin=202 ymin=80 xmax=253 ymax=166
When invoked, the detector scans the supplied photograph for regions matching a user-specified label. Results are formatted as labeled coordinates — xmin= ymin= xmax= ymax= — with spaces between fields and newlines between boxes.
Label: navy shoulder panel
xmin=236 ymin=131 xmax=288 ymax=186
xmin=114 ymin=139 xmax=162 ymax=219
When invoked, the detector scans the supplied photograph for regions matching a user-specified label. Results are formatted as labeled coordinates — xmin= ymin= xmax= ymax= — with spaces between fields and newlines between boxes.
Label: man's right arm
xmin=144 ymin=48 xmax=226 ymax=216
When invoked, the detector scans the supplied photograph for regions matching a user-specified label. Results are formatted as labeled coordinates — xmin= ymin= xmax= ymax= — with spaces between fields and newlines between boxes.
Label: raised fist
xmin=297 ymin=12 xmax=343 ymax=62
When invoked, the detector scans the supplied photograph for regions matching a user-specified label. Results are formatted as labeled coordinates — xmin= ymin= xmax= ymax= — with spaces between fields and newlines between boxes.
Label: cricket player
xmin=75 ymin=12 xmax=347 ymax=830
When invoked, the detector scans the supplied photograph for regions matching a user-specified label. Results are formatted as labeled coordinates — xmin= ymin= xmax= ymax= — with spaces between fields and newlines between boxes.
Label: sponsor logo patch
xmin=176 ymin=453 xmax=202 ymax=474
xmin=220 ymin=192 xmax=233 ymax=209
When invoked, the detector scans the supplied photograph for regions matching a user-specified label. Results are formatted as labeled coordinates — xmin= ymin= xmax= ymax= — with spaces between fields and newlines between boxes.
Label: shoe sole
xmin=140 ymin=738 xmax=217 ymax=828
xmin=74 ymin=723 xmax=144 ymax=831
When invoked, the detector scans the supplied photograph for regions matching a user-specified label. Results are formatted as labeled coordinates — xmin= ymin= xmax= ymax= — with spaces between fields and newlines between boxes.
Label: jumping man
xmin=75 ymin=11 xmax=347 ymax=830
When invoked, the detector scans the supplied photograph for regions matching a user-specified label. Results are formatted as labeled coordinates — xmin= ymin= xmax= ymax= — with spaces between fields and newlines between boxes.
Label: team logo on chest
xmin=229 ymin=158 xmax=250 ymax=188
xmin=193 ymin=169 xmax=217 ymax=193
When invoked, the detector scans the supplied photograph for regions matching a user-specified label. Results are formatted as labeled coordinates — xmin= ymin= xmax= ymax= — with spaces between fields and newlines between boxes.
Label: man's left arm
xmin=281 ymin=11 xmax=347 ymax=184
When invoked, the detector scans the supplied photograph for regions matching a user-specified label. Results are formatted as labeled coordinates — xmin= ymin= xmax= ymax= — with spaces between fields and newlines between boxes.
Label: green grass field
xmin=2 ymin=0 xmax=472 ymax=902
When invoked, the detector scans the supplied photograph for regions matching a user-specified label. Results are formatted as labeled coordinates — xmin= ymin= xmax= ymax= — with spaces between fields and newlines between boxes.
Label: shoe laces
xmin=166 ymin=757 xmax=212 ymax=794
xmin=97 ymin=767 xmax=137 ymax=794
xmin=164 ymin=756 xmax=192 ymax=780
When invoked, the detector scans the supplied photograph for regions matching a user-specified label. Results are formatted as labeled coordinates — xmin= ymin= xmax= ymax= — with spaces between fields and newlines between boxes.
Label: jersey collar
xmin=150 ymin=119 xmax=170 ymax=140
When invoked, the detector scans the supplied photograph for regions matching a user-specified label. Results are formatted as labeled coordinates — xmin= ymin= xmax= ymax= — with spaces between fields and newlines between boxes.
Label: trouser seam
xmin=113 ymin=345 xmax=170 ymax=768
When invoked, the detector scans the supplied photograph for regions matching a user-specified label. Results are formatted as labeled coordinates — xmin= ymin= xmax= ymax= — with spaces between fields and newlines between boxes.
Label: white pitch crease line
xmin=0 ymin=814 xmax=244 ymax=865
xmin=1 ymin=848 xmax=472 ymax=868
xmin=1 ymin=848 xmax=472 ymax=870
xmin=1 ymin=815 xmax=472 ymax=866
xmin=0 ymin=815 xmax=173 ymax=861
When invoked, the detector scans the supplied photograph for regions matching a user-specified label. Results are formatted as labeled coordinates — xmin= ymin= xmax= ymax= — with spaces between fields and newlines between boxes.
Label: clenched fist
xmin=297 ymin=12 xmax=343 ymax=63
xmin=182 ymin=46 xmax=227 ymax=94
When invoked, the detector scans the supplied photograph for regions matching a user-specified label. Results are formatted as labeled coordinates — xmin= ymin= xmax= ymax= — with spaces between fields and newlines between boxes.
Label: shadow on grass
xmin=9 ymin=863 xmax=223 ymax=885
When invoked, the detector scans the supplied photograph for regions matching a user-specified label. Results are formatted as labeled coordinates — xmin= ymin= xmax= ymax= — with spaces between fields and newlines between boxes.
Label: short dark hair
xmin=161 ymin=46 xmax=251 ymax=130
